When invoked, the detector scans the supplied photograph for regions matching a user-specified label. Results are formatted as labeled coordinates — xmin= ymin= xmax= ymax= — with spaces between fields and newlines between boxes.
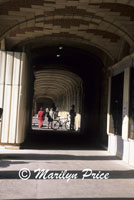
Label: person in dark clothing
xmin=69 ymin=105 xmax=76 ymax=131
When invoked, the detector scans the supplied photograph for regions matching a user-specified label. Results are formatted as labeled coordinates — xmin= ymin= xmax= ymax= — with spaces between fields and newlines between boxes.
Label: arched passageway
xmin=29 ymin=45 xmax=103 ymax=136
xmin=1 ymin=0 xmax=130 ymax=149
xmin=32 ymin=68 xmax=83 ymax=131
xmin=1 ymin=0 xmax=134 ymax=170
xmin=0 ymin=46 xmax=104 ymax=148
xmin=0 ymin=45 xmax=105 ymax=150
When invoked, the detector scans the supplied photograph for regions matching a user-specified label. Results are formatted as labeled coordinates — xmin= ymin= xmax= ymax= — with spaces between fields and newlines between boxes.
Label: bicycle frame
xmin=53 ymin=115 xmax=70 ymax=130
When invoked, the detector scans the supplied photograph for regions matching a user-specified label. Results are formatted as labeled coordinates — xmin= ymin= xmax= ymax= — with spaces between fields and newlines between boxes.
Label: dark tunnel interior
xmin=28 ymin=45 xmax=104 ymax=138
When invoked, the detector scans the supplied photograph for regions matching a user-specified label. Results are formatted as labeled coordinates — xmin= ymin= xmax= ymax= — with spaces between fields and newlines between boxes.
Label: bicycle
xmin=52 ymin=115 xmax=70 ymax=130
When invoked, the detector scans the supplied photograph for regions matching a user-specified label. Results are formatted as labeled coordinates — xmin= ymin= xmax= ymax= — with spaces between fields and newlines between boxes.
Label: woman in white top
xmin=47 ymin=108 xmax=54 ymax=129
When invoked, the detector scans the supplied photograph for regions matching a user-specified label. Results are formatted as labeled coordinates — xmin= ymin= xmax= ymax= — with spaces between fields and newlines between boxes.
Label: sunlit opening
xmin=32 ymin=68 xmax=83 ymax=132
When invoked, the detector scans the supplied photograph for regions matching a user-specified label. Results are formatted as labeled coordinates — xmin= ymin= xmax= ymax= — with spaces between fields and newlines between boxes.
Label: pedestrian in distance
xmin=69 ymin=105 xmax=76 ymax=131
xmin=47 ymin=107 xmax=54 ymax=129
xmin=38 ymin=107 xmax=45 ymax=128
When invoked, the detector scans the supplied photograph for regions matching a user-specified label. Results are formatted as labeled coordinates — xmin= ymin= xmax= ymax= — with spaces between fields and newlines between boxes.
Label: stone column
xmin=0 ymin=51 xmax=6 ymax=139
xmin=16 ymin=53 xmax=27 ymax=144
xmin=1 ymin=52 xmax=14 ymax=143
xmin=122 ymin=67 xmax=130 ymax=140
xmin=8 ymin=52 xmax=21 ymax=143
xmin=107 ymin=77 xmax=111 ymax=134
xmin=0 ymin=51 xmax=28 ymax=147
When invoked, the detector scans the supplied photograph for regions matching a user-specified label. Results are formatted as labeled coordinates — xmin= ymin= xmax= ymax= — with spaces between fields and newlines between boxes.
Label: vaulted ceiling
xmin=34 ymin=69 xmax=82 ymax=102
xmin=0 ymin=0 xmax=134 ymax=65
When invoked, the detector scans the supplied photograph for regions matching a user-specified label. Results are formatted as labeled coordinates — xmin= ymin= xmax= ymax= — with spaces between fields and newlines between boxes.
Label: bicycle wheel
xmin=65 ymin=121 xmax=70 ymax=130
xmin=53 ymin=121 xmax=60 ymax=130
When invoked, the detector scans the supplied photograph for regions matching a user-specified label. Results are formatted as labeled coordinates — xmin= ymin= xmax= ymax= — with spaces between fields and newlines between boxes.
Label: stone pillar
xmin=8 ymin=52 xmax=21 ymax=143
xmin=0 ymin=51 xmax=28 ymax=147
xmin=122 ymin=67 xmax=130 ymax=140
xmin=107 ymin=77 xmax=111 ymax=134
xmin=16 ymin=53 xmax=27 ymax=144
xmin=1 ymin=52 xmax=14 ymax=143
xmin=100 ymin=71 xmax=109 ymax=139
xmin=0 ymin=51 xmax=6 ymax=138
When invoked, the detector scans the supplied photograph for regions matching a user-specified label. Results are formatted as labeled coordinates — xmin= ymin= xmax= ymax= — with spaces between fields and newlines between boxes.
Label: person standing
xmin=47 ymin=108 xmax=54 ymax=129
xmin=69 ymin=105 xmax=76 ymax=131
xmin=51 ymin=103 xmax=57 ymax=119
xmin=38 ymin=107 xmax=45 ymax=128
xmin=45 ymin=107 xmax=49 ymax=117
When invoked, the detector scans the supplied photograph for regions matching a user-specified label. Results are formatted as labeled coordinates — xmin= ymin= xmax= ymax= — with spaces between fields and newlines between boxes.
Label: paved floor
xmin=0 ymin=141 xmax=134 ymax=200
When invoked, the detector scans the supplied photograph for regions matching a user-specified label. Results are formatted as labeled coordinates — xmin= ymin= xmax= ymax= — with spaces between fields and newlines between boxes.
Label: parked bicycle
xmin=52 ymin=115 xmax=70 ymax=130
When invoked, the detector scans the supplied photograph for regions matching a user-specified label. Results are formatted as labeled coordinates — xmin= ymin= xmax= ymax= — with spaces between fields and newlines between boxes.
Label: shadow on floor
xmin=0 ymin=154 xmax=119 ymax=161
xmin=21 ymin=129 xmax=107 ymax=150
xmin=0 ymin=160 xmax=29 ymax=168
